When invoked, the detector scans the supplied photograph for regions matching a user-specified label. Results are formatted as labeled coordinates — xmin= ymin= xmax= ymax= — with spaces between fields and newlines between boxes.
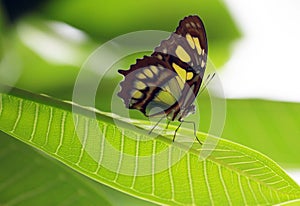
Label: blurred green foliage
xmin=0 ymin=4 xmax=4 ymax=60
xmin=41 ymin=0 xmax=240 ymax=43
xmin=0 ymin=0 xmax=240 ymax=94
xmin=223 ymin=99 xmax=300 ymax=168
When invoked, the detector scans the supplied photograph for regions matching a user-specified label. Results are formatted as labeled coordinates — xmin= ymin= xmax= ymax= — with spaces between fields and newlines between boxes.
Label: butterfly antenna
xmin=148 ymin=115 xmax=165 ymax=135
xmin=199 ymin=73 xmax=216 ymax=95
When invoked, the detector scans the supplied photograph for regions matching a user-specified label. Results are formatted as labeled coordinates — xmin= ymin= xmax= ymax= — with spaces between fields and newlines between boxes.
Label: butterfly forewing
xmin=153 ymin=15 xmax=207 ymax=74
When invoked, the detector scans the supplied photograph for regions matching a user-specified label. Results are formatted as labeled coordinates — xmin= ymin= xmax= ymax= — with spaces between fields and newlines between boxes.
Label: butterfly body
xmin=118 ymin=15 xmax=207 ymax=142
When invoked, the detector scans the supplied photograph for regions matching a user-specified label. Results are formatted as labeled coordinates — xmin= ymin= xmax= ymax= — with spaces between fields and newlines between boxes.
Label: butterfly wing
xmin=153 ymin=15 xmax=207 ymax=91
xmin=153 ymin=15 xmax=207 ymax=66
xmin=118 ymin=56 xmax=181 ymax=116
xmin=118 ymin=15 xmax=208 ymax=120
xmin=152 ymin=15 xmax=208 ymax=119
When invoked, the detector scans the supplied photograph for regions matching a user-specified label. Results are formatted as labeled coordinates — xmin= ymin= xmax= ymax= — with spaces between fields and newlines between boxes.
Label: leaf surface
xmin=0 ymin=86 xmax=299 ymax=205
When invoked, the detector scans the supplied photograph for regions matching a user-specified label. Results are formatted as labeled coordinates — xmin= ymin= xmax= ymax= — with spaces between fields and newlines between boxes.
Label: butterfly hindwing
xmin=118 ymin=56 xmax=179 ymax=116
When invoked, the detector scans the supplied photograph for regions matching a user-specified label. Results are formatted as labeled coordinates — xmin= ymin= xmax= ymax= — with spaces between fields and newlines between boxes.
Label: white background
xmin=220 ymin=0 xmax=300 ymax=102
xmin=222 ymin=0 xmax=300 ymax=185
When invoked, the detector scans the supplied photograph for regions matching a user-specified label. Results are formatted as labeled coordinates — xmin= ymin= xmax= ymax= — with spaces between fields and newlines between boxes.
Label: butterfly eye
xmin=186 ymin=105 xmax=196 ymax=115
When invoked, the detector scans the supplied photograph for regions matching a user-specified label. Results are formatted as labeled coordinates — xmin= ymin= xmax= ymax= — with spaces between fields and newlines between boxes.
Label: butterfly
xmin=118 ymin=15 xmax=208 ymax=144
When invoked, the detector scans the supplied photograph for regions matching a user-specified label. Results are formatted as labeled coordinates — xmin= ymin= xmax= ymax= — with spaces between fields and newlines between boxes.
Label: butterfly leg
xmin=165 ymin=120 xmax=170 ymax=130
xmin=148 ymin=115 xmax=165 ymax=135
xmin=173 ymin=122 xmax=183 ymax=142
xmin=177 ymin=120 xmax=202 ymax=145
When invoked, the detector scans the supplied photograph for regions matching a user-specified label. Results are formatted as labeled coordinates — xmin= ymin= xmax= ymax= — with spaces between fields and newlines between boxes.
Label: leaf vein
xmin=238 ymin=174 xmax=248 ymax=205
xmin=43 ymin=107 xmax=53 ymax=147
xmin=203 ymin=161 xmax=214 ymax=206
xmin=29 ymin=103 xmax=39 ymax=142
xmin=218 ymin=165 xmax=232 ymax=206
xmin=75 ymin=117 xmax=89 ymax=166
xmin=114 ymin=128 xmax=124 ymax=182
xmin=54 ymin=111 xmax=67 ymax=155
xmin=10 ymin=99 xmax=23 ymax=133
xmin=130 ymin=134 xmax=140 ymax=189
xmin=187 ymin=154 xmax=195 ymax=205
xmin=95 ymin=124 xmax=107 ymax=174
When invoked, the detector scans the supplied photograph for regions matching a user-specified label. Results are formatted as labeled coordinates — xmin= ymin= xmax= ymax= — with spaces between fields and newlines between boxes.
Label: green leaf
xmin=163 ymin=98 xmax=300 ymax=168
xmin=0 ymin=85 xmax=299 ymax=205
xmin=0 ymin=131 xmax=156 ymax=206
xmin=277 ymin=199 xmax=300 ymax=206
xmin=222 ymin=99 xmax=300 ymax=168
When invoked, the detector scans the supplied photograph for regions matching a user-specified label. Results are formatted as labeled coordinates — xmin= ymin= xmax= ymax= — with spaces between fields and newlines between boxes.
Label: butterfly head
xmin=177 ymin=104 xmax=196 ymax=121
